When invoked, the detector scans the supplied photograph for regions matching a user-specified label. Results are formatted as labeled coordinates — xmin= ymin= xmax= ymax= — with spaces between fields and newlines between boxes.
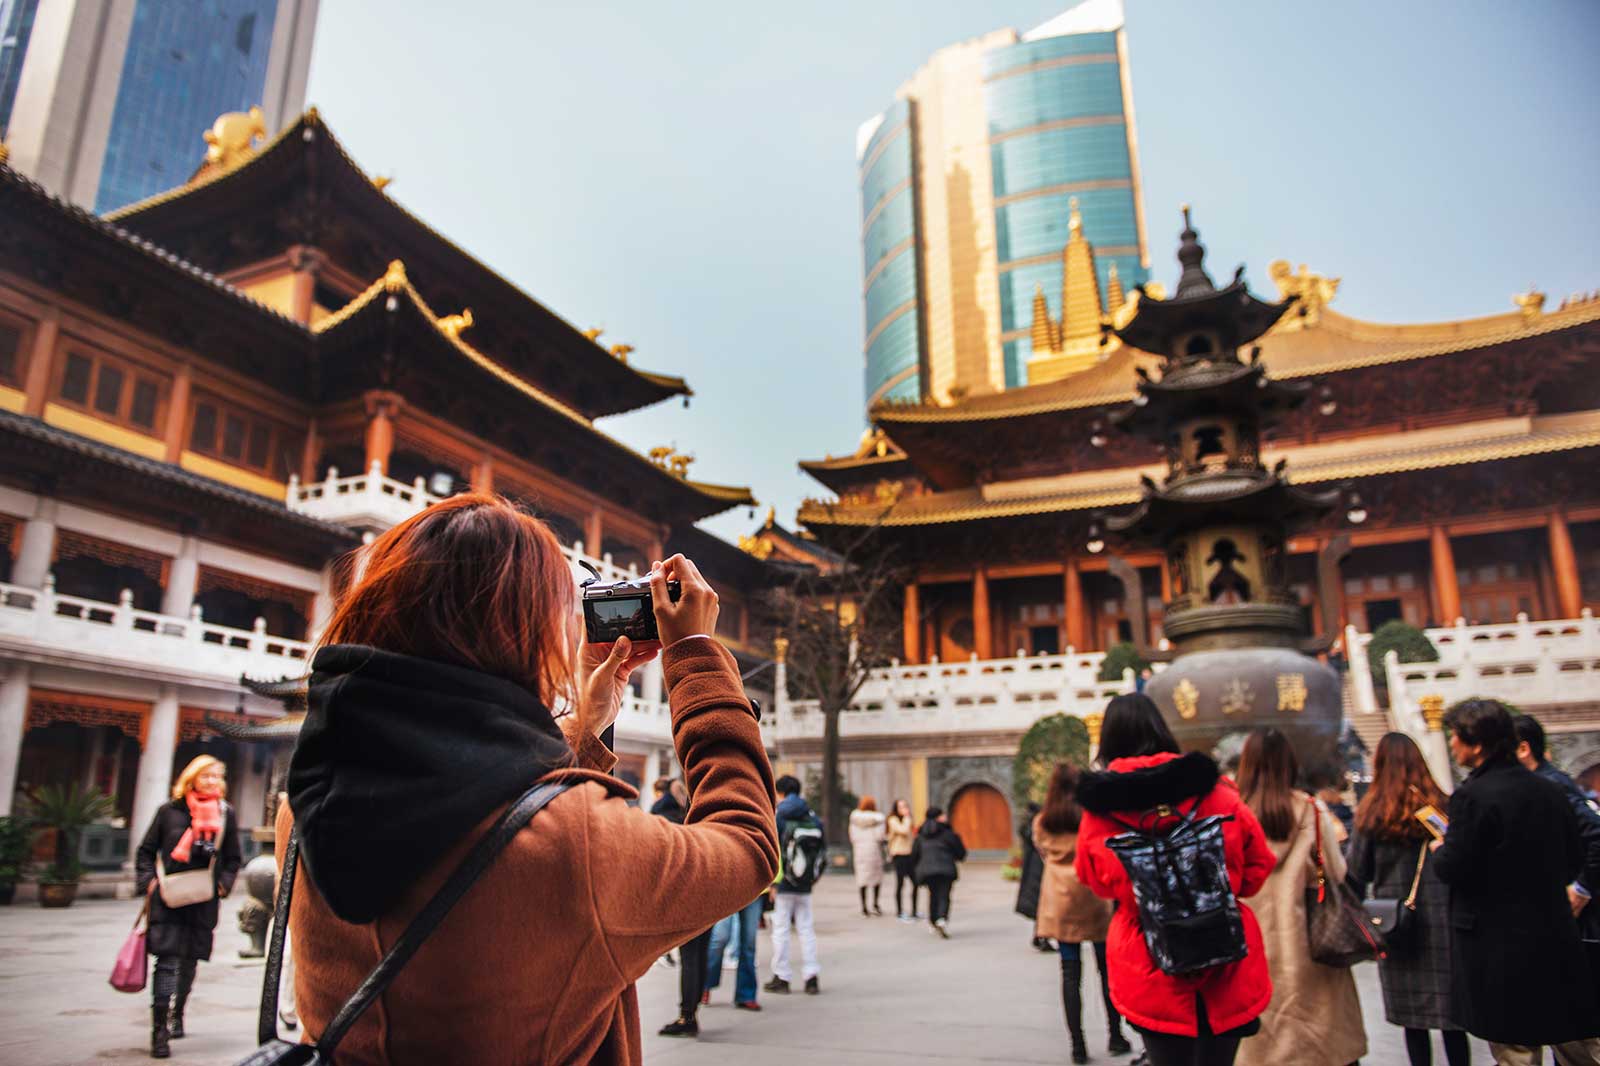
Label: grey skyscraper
xmin=0 ymin=0 xmax=317 ymax=212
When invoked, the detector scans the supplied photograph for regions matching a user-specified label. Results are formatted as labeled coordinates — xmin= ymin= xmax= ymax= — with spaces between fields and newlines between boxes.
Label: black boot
xmin=150 ymin=1006 xmax=171 ymax=1059
xmin=1062 ymin=955 xmax=1088 ymax=1064
xmin=1095 ymin=944 xmax=1132 ymax=1055
xmin=170 ymin=961 xmax=194 ymax=1039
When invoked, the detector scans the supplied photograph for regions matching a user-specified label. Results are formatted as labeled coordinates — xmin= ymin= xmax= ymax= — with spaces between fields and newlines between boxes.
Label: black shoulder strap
xmin=257 ymin=780 xmax=574 ymax=1053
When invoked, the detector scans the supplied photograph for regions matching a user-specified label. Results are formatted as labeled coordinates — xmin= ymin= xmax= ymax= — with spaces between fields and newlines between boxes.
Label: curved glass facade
xmin=859 ymin=100 xmax=922 ymax=409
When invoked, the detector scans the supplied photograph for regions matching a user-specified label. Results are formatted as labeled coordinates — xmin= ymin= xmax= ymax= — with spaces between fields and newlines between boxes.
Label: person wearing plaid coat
xmin=1346 ymin=831 xmax=1457 ymax=1029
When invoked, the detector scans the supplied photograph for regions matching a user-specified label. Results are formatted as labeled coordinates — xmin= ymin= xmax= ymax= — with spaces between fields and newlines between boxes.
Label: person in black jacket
xmin=1514 ymin=714 xmax=1600 ymax=1012
xmin=1433 ymin=699 xmax=1600 ymax=1064
xmin=1015 ymin=802 xmax=1053 ymax=952
xmin=911 ymin=807 xmax=966 ymax=938
xmin=133 ymin=755 xmax=241 ymax=1059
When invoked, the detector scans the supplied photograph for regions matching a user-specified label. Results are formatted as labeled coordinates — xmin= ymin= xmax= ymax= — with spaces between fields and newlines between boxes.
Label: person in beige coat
xmin=848 ymin=797 xmax=887 ymax=916
xmin=1234 ymin=728 xmax=1366 ymax=1066
xmin=886 ymin=799 xmax=918 ymax=920
xmin=1033 ymin=763 xmax=1130 ymax=1064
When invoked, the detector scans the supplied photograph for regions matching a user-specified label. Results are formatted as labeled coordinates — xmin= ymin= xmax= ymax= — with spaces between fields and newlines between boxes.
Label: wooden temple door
xmin=948 ymin=783 xmax=1012 ymax=851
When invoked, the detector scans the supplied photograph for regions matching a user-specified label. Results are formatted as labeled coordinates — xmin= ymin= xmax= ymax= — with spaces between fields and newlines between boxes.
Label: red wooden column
xmin=972 ymin=567 xmax=993 ymax=660
xmin=1064 ymin=559 xmax=1086 ymax=652
xmin=21 ymin=306 xmax=59 ymax=417
xmin=363 ymin=393 xmax=399 ymax=476
xmin=1429 ymin=526 xmax=1461 ymax=625
xmin=903 ymin=582 xmax=922 ymax=665
xmin=1549 ymin=511 xmax=1584 ymax=618
xmin=163 ymin=364 xmax=192 ymax=462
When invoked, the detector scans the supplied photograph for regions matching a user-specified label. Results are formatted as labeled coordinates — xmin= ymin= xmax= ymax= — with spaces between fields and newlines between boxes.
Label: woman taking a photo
xmin=1032 ymin=763 xmax=1128 ymax=1063
xmin=134 ymin=754 xmax=241 ymax=1059
xmin=848 ymin=795 xmax=887 ymax=916
xmin=277 ymin=494 xmax=779 ymax=1065
xmin=1074 ymin=694 xmax=1276 ymax=1066
xmin=1233 ymin=727 xmax=1366 ymax=1066
xmin=1346 ymin=733 xmax=1468 ymax=1066
xmin=886 ymin=799 xmax=917 ymax=920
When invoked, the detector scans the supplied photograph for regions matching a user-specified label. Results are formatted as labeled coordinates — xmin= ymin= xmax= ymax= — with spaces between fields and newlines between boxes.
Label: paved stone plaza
xmin=0 ymin=864 xmax=1491 ymax=1065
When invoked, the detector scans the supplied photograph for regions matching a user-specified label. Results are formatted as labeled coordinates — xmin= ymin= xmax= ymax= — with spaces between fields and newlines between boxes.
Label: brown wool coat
xmin=1031 ymin=814 xmax=1111 ymax=945
xmin=276 ymin=638 xmax=778 ymax=1066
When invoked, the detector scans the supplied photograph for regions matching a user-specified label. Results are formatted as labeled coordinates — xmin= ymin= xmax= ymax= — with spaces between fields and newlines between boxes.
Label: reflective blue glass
xmin=864 ymin=249 xmax=917 ymax=334
xmin=879 ymin=375 xmax=921 ymax=404
xmin=984 ymin=30 xmax=1120 ymax=78
xmin=991 ymin=124 xmax=1131 ymax=198
xmin=862 ymin=188 xmax=915 ymax=275
xmin=1003 ymin=338 xmax=1032 ymax=389
xmin=995 ymin=190 xmax=1140 ymax=263
xmin=997 ymin=254 xmax=1149 ymax=333
xmin=865 ymin=310 xmax=920 ymax=404
xmin=860 ymin=126 xmax=911 ymax=223
xmin=0 ymin=0 xmax=38 ymax=137
xmin=95 ymin=0 xmax=280 ymax=213
xmin=860 ymin=98 xmax=910 ymax=165
xmin=986 ymin=62 xmax=1124 ymax=136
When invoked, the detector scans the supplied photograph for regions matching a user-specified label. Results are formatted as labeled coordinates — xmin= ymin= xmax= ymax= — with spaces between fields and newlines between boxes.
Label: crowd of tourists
xmin=117 ymin=495 xmax=1600 ymax=1065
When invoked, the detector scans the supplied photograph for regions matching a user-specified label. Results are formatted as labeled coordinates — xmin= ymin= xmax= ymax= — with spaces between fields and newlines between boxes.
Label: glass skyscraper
xmin=857 ymin=0 xmax=1148 ymax=409
xmin=95 ymin=0 xmax=280 ymax=213
xmin=0 ymin=0 xmax=39 ymax=138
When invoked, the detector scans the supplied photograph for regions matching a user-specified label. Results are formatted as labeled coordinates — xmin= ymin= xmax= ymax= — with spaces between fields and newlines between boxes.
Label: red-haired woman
xmin=1233 ymin=728 xmax=1365 ymax=1066
xmin=276 ymin=495 xmax=778 ymax=1065
xmin=848 ymin=795 xmax=887 ymax=916
xmin=1032 ymin=762 xmax=1127 ymax=1063
xmin=1346 ymin=732 xmax=1468 ymax=1066
xmin=134 ymin=754 xmax=241 ymax=1058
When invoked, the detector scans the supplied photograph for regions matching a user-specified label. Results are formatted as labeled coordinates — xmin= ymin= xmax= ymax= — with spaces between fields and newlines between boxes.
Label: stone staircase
xmin=1343 ymin=674 xmax=1394 ymax=757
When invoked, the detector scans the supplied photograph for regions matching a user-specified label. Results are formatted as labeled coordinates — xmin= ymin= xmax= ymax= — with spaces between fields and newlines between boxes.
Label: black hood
xmin=1076 ymin=752 xmax=1220 ymax=815
xmin=919 ymin=819 xmax=952 ymax=839
xmin=287 ymin=644 xmax=574 ymax=924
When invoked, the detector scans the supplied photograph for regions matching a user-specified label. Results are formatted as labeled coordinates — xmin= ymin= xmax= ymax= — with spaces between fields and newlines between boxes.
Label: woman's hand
xmin=650 ymin=554 xmax=719 ymax=648
xmin=578 ymin=634 xmax=660 ymax=738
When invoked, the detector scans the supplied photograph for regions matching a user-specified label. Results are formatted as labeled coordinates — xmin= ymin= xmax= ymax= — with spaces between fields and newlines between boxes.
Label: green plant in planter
xmin=0 ymin=815 xmax=34 ymax=903
xmin=1366 ymin=620 xmax=1439 ymax=682
xmin=1013 ymin=713 xmax=1091 ymax=810
xmin=23 ymin=783 xmax=114 ymax=885
xmin=1097 ymin=641 xmax=1150 ymax=684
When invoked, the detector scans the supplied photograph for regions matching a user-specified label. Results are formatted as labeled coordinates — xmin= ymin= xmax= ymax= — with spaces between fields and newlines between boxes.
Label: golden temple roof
xmin=800 ymin=409 xmax=1600 ymax=527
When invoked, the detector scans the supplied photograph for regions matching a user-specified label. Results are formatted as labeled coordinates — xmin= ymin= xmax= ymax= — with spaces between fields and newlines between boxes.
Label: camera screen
xmin=591 ymin=596 xmax=647 ymax=624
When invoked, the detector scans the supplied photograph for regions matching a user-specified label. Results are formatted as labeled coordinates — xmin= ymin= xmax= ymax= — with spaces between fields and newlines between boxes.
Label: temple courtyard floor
xmin=0 ymin=864 xmax=1493 ymax=1065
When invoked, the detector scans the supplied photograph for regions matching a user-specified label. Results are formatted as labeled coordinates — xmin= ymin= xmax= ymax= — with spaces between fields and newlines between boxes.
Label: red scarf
xmin=171 ymin=790 xmax=222 ymax=864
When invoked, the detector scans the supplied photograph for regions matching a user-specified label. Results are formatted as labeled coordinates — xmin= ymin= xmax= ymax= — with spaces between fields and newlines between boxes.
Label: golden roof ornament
xmin=383 ymin=259 xmax=408 ymax=292
xmin=581 ymin=327 xmax=605 ymax=341
xmin=609 ymin=343 xmax=634 ymax=364
xmin=372 ymin=175 xmax=393 ymax=191
xmin=438 ymin=308 xmax=473 ymax=338
xmin=203 ymin=106 xmax=266 ymax=170
xmin=0 ymin=141 xmax=9 ymax=165
xmin=1513 ymin=286 xmax=1545 ymax=321
xmin=737 ymin=533 xmax=775 ymax=560
xmin=647 ymin=446 xmax=694 ymax=479
xmin=1268 ymin=260 xmax=1340 ymax=329
xmin=764 ymin=505 xmax=776 ymax=530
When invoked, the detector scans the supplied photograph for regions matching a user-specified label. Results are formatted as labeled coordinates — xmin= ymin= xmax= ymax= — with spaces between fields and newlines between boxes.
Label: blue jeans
xmin=704 ymin=895 xmax=764 ymax=1003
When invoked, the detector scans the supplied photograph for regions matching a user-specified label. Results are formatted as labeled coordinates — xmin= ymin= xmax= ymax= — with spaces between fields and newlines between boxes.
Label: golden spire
xmin=438 ymin=308 xmax=473 ymax=338
xmin=1060 ymin=203 xmax=1104 ymax=342
xmin=1106 ymin=262 xmax=1125 ymax=311
xmin=1068 ymin=195 xmax=1082 ymax=237
xmin=1030 ymin=284 xmax=1059 ymax=353
xmin=383 ymin=259 xmax=408 ymax=292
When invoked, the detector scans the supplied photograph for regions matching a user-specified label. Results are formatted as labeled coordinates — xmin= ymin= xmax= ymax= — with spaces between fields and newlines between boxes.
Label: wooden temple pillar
xmin=363 ymin=392 xmax=400 ymax=477
xmin=1064 ymin=559 xmax=1087 ymax=652
xmin=1429 ymin=526 xmax=1461 ymax=625
xmin=583 ymin=511 xmax=603 ymax=557
xmin=21 ymin=305 xmax=59 ymax=417
xmin=902 ymin=581 xmax=921 ymax=665
xmin=163 ymin=364 xmax=192 ymax=462
xmin=1549 ymin=511 xmax=1583 ymax=618
xmin=287 ymin=246 xmax=326 ymax=325
xmin=471 ymin=454 xmax=495 ymax=494
xmin=972 ymin=567 xmax=993 ymax=660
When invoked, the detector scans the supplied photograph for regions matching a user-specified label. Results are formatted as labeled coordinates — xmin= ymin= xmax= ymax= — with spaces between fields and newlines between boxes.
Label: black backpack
xmin=780 ymin=815 xmax=827 ymax=890
xmin=1105 ymin=802 xmax=1247 ymax=976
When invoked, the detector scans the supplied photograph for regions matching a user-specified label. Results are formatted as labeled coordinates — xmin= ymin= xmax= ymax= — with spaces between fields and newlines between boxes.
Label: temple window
xmin=195 ymin=566 xmax=310 ymax=640
xmin=54 ymin=346 xmax=168 ymax=435
xmin=189 ymin=394 xmax=302 ymax=479
xmin=51 ymin=531 xmax=165 ymax=613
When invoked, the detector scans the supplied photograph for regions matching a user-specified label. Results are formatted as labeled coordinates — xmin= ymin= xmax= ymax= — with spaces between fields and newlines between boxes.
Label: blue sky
xmin=304 ymin=1 xmax=1600 ymax=544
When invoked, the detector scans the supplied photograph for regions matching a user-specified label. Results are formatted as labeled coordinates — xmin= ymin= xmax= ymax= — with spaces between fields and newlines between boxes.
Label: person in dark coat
xmin=1433 ymin=699 xmax=1600 ymax=1062
xmin=1345 ymin=733 xmax=1467 ymax=1066
xmin=649 ymin=777 xmax=687 ymax=823
xmin=912 ymin=807 xmax=966 ymax=937
xmin=1015 ymin=802 xmax=1052 ymax=952
xmin=134 ymin=754 xmax=241 ymax=1059
xmin=1514 ymin=714 xmax=1600 ymax=1012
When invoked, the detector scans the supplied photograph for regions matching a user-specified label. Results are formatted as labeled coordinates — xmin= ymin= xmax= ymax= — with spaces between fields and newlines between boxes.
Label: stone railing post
xmin=188 ymin=604 xmax=204 ymax=642
xmin=286 ymin=473 xmax=300 ymax=505
xmin=1345 ymin=624 xmax=1379 ymax=715
xmin=115 ymin=588 xmax=135 ymax=630
xmin=250 ymin=617 xmax=267 ymax=654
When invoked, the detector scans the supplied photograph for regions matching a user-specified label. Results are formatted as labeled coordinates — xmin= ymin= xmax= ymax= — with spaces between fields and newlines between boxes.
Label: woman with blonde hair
xmin=134 ymin=753 xmax=241 ymax=1058
xmin=886 ymin=798 xmax=918 ymax=919
xmin=276 ymin=494 xmax=777 ymax=1064
xmin=848 ymin=795 xmax=887 ymax=916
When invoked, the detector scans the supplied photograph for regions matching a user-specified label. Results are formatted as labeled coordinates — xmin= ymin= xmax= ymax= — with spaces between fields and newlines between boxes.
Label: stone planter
xmin=37 ymin=881 xmax=79 ymax=908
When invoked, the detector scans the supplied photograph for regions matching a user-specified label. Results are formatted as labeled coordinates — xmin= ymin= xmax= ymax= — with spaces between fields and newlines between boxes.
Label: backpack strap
xmin=256 ymin=781 xmax=573 ymax=1053
xmin=1107 ymin=795 xmax=1204 ymax=836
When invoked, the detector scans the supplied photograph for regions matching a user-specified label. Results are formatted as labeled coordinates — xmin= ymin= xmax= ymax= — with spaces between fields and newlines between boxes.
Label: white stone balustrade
xmin=0 ymin=578 xmax=312 ymax=682
xmin=287 ymin=462 xmax=446 ymax=531
xmin=763 ymin=650 xmax=1135 ymax=742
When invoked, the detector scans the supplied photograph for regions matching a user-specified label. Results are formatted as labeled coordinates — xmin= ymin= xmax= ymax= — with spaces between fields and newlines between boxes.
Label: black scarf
xmin=287 ymin=644 xmax=574 ymax=924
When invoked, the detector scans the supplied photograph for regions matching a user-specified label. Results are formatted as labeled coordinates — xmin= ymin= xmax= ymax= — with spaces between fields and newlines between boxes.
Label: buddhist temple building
xmin=771 ymin=202 xmax=1600 ymax=852
xmin=0 ymin=108 xmax=778 ymax=890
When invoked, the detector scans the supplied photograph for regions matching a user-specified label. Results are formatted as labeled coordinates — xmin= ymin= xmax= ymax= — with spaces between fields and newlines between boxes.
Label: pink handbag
xmin=109 ymin=901 xmax=148 ymax=993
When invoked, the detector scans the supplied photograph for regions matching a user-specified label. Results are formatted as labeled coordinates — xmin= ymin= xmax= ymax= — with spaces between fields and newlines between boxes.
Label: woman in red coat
xmin=1074 ymin=695 xmax=1277 ymax=1066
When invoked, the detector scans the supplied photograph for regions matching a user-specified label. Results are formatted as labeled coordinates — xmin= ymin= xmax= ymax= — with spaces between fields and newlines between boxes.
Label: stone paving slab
xmin=0 ymin=866 xmax=1491 ymax=1065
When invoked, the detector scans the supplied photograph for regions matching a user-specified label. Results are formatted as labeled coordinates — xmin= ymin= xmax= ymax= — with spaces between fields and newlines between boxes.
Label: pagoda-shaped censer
xmin=1098 ymin=208 xmax=1351 ymax=766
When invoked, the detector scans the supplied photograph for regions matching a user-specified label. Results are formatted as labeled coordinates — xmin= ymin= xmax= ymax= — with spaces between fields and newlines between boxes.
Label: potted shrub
xmin=1366 ymin=620 xmax=1439 ymax=695
xmin=0 ymin=815 xmax=33 ymax=905
xmin=1097 ymin=641 xmax=1150 ymax=684
xmin=24 ymin=784 xmax=114 ymax=908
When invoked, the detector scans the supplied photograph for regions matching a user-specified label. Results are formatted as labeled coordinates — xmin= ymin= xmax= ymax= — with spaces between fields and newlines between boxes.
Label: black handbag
xmin=1306 ymin=803 xmax=1387 ymax=968
xmin=1362 ymin=843 xmax=1427 ymax=947
xmin=234 ymin=781 xmax=572 ymax=1065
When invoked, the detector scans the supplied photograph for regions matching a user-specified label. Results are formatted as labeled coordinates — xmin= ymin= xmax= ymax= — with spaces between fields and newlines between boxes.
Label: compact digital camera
xmin=579 ymin=560 xmax=680 ymax=644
